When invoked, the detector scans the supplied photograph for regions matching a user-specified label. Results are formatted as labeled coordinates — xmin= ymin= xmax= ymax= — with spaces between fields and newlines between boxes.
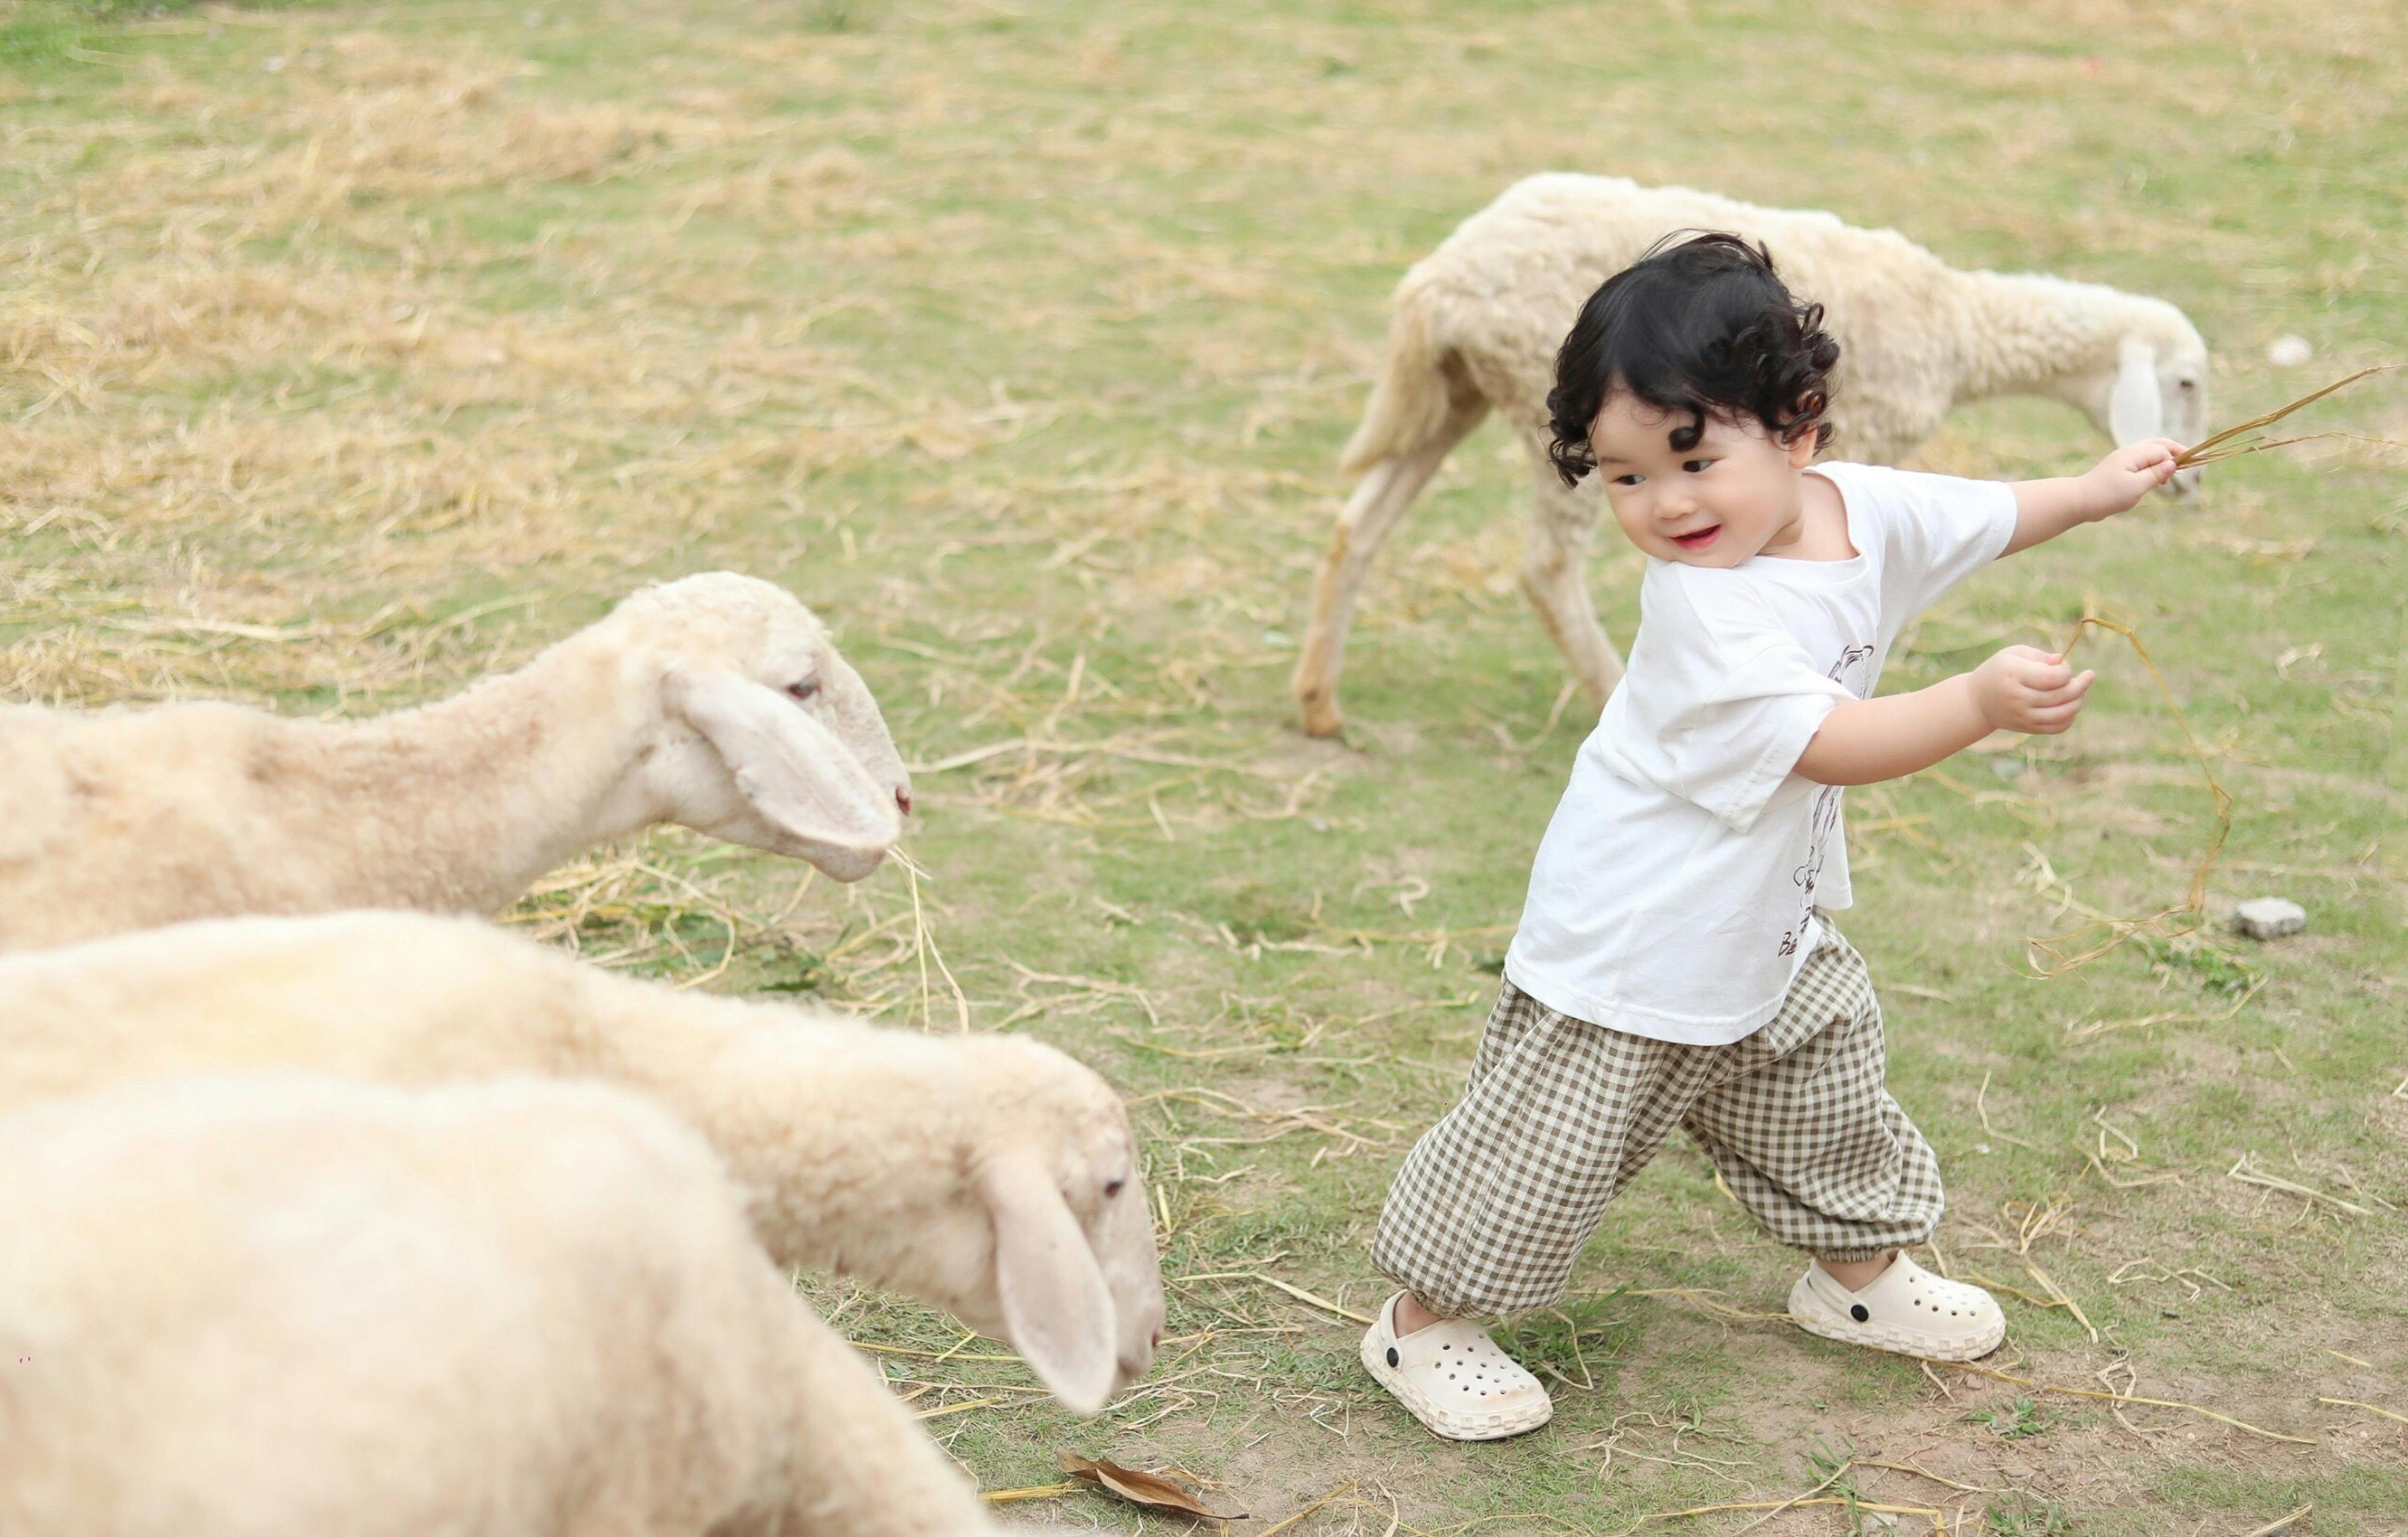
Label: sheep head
xmin=613 ymin=573 xmax=914 ymax=881
xmin=2079 ymin=317 xmax=2210 ymax=498
xmin=914 ymin=1043 xmax=1166 ymax=1415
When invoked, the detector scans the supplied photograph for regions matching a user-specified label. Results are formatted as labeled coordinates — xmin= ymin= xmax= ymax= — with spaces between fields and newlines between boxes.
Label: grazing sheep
xmin=0 ymin=910 xmax=1162 ymax=1414
xmin=1292 ymin=173 xmax=2212 ymax=736
xmin=0 ymin=573 xmax=915 ymax=953
xmin=0 ymin=1073 xmax=1001 ymax=1537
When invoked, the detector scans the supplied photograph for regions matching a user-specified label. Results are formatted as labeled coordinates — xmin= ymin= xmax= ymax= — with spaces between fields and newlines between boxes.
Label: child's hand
xmin=1971 ymin=645 xmax=2094 ymax=735
xmin=2079 ymin=438 xmax=2185 ymax=518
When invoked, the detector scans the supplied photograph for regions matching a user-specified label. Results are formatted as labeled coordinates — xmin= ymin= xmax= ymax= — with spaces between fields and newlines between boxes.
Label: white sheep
xmin=0 ymin=909 xmax=1162 ymax=1414
xmin=0 ymin=1072 xmax=1002 ymax=1537
xmin=1292 ymin=172 xmax=2212 ymax=736
xmin=0 ymin=572 xmax=915 ymax=952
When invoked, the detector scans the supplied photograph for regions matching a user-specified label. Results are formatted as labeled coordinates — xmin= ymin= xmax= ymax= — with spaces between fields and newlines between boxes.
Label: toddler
xmin=1360 ymin=232 xmax=2182 ymax=1440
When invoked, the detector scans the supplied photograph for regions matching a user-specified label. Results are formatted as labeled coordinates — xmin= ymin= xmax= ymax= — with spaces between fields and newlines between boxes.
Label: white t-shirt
xmin=1503 ymin=462 xmax=2017 ymax=1044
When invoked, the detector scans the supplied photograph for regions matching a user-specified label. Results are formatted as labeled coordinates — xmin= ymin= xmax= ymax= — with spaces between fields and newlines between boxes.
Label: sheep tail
xmin=1338 ymin=297 xmax=1471 ymax=477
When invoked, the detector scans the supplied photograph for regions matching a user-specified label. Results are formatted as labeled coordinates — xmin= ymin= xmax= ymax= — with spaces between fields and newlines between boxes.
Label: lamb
xmin=0 ymin=909 xmax=1164 ymax=1414
xmin=0 ymin=1072 xmax=1002 ymax=1537
xmin=1292 ymin=173 xmax=2212 ymax=736
xmin=0 ymin=571 xmax=916 ymax=952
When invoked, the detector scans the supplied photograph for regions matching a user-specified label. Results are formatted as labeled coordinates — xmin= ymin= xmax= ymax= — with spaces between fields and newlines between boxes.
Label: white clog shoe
xmin=1360 ymin=1292 xmax=1554 ymax=1441
xmin=1788 ymin=1254 xmax=2005 ymax=1361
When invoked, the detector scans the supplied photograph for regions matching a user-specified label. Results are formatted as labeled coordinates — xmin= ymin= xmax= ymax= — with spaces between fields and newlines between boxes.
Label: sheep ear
xmin=2109 ymin=338 xmax=2163 ymax=444
xmin=980 ymin=1150 xmax=1117 ymax=1414
xmin=669 ymin=670 xmax=899 ymax=859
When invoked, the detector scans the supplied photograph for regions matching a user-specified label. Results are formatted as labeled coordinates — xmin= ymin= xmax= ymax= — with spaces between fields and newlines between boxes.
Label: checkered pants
xmin=1371 ymin=924 xmax=1944 ymax=1317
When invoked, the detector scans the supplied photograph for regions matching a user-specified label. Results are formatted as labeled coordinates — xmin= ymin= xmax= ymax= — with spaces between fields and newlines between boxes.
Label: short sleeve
xmin=1819 ymin=464 xmax=2017 ymax=623
xmin=1598 ymin=574 xmax=1852 ymax=833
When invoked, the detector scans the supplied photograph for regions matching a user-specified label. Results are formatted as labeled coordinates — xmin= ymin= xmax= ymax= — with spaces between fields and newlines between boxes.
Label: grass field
xmin=3 ymin=0 xmax=2404 ymax=1532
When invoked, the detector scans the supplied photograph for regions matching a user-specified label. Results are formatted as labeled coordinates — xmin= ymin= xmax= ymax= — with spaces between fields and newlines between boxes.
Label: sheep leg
xmin=1516 ymin=450 xmax=1626 ymax=711
xmin=1290 ymin=426 xmax=1478 ymax=738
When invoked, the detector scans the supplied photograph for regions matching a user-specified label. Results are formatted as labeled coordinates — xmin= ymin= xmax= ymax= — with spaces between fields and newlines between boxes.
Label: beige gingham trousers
xmin=1371 ymin=922 xmax=1944 ymax=1317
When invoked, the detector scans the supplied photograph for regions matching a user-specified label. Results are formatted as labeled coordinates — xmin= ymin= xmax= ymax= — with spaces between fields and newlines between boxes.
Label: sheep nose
xmin=1150 ymin=1326 xmax=1163 ymax=1350
xmin=895 ymin=787 xmax=913 ymax=816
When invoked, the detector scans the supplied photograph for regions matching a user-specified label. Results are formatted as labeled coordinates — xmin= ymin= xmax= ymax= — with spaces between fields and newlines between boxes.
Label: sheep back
xmin=1388 ymin=173 xmax=1974 ymax=462
xmin=0 ymin=1074 xmax=831 ymax=1536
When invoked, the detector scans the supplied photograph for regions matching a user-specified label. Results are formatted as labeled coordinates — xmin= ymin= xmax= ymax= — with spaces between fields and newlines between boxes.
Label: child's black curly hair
xmin=1544 ymin=232 xmax=1841 ymax=486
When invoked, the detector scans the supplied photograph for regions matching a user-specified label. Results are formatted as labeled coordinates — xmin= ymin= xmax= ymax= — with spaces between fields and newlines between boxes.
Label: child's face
xmin=1587 ymin=393 xmax=1819 ymax=568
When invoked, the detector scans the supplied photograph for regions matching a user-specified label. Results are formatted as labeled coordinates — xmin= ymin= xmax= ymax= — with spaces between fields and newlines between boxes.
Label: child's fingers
xmin=1997 ymin=647 xmax=2061 ymax=676
xmin=2019 ymin=658 xmax=2076 ymax=692
xmin=2029 ymin=669 xmax=2094 ymax=706
xmin=2024 ymin=698 xmax=2087 ymax=734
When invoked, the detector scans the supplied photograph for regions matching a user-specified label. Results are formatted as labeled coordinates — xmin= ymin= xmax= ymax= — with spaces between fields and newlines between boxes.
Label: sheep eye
xmin=1103 ymin=1177 xmax=1126 ymax=1199
xmin=2177 ymin=379 xmax=2197 ymax=392
xmin=786 ymin=680 xmax=820 ymax=702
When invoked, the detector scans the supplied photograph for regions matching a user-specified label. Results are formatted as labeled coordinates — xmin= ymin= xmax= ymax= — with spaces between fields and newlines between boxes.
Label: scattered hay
xmin=2230 ymin=1505 xmax=2314 ymax=1537
xmin=2019 ymin=1261 xmax=2098 ymax=1344
xmin=1624 ymin=1483 xmax=1945 ymax=1537
xmin=503 ymin=842 xmax=798 ymax=985
xmin=1175 ymin=1270 xmax=1374 ymax=1326
xmin=1257 ymin=1482 xmax=1359 ymax=1537
xmin=1931 ymin=1358 xmax=2315 ymax=1446
xmin=2315 ymin=1396 xmax=2408 ymax=1426
xmin=2224 ymin=1154 xmax=2389 ymax=1219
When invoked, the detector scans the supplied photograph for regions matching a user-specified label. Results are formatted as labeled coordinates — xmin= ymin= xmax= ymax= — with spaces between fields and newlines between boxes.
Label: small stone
xmin=2232 ymin=896 xmax=2306 ymax=940
xmin=2266 ymin=334 xmax=2313 ymax=368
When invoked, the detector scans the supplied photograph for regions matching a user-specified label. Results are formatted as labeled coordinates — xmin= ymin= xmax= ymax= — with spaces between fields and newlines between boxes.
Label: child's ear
xmin=1780 ymin=397 xmax=1825 ymax=467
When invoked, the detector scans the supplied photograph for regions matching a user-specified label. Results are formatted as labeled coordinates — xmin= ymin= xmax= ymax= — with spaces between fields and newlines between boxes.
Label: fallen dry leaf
xmin=1058 ymin=1451 xmax=1245 ymax=1521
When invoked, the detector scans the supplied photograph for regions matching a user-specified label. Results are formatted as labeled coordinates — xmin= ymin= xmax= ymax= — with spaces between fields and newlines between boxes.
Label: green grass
xmin=2 ymin=0 xmax=2403 ymax=1531
xmin=1970 ymin=1397 xmax=2059 ymax=1442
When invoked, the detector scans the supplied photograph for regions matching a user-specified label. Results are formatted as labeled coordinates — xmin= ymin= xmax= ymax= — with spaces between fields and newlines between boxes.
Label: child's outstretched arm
xmin=2001 ymin=438 xmax=2185 ymax=556
xmin=1794 ymin=646 xmax=2091 ymax=787
xmin=1799 ymin=439 xmax=2180 ymax=787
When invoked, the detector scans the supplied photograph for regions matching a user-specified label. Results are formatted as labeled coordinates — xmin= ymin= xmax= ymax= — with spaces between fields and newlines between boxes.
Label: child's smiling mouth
xmin=1671 ymin=526 xmax=1721 ymax=552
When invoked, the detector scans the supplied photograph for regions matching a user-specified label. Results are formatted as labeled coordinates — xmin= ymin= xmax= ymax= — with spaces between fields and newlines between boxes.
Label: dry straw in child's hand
xmin=2171 ymin=364 xmax=2392 ymax=468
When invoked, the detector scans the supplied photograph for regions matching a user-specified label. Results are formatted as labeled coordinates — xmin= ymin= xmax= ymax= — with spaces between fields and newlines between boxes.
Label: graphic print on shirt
xmin=1776 ymin=642 xmax=1877 ymax=955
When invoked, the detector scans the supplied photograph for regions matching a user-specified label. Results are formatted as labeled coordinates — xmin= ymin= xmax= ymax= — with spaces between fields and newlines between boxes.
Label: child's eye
xmin=1683 ymin=458 xmax=1716 ymax=473
xmin=1610 ymin=473 xmax=1643 ymax=488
